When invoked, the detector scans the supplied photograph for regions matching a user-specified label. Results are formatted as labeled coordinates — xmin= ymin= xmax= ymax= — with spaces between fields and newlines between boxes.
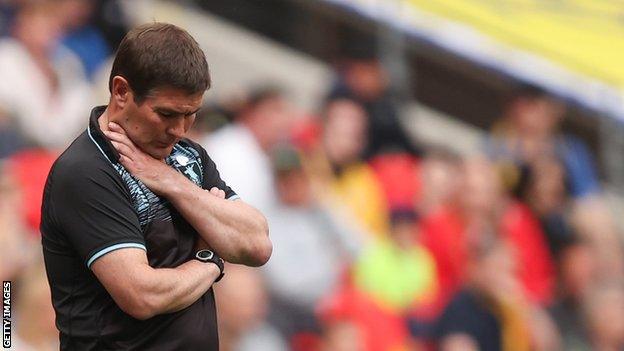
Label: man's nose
xmin=167 ymin=117 xmax=186 ymax=138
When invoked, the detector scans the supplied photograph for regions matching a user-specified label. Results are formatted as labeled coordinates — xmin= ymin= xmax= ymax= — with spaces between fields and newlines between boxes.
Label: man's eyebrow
xmin=153 ymin=106 xmax=201 ymax=115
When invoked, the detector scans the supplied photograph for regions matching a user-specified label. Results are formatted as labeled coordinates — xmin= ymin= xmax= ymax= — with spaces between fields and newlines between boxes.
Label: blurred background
xmin=2 ymin=0 xmax=624 ymax=350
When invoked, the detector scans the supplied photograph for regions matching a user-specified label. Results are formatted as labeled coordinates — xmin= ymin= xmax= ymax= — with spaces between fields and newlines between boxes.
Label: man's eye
xmin=158 ymin=111 xmax=174 ymax=118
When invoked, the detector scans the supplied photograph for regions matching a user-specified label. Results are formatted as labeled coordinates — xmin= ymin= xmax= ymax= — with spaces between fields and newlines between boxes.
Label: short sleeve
xmin=198 ymin=146 xmax=238 ymax=201
xmin=50 ymin=163 xmax=146 ymax=268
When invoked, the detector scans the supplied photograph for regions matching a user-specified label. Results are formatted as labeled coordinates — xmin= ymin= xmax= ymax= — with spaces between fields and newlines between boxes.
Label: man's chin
xmin=147 ymin=146 xmax=174 ymax=160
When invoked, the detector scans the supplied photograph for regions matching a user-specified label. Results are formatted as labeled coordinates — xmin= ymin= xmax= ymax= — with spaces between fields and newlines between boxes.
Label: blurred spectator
xmin=466 ymin=158 xmax=555 ymax=305
xmin=5 ymin=149 xmax=57 ymax=235
xmin=203 ymin=86 xmax=295 ymax=213
xmin=353 ymin=208 xmax=437 ymax=314
xmin=486 ymin=85 xmax=624 ymax=276
xmin=550 ymin=239 xmax=597 ymax=350
xmin=420 ymin=157 xmax=555 ymax=309
xmin=58 ymin=0 xmax=111 ymax=80
xmin=491 ymin=86 xmax=623 ymax=277
xmin=517 ymin=156 xmax=576 ymax=257
xmin=12 ymin=259 xmax=58 ymax=351
xmin=319 ymin=320 xmax=365 ymax=351
xmin=0 ymin=1 xmax=16 ymax=37
xmin=304 ymin=98 xmax=389 ymax=238
xmin=436 ymin=239 xmax=517 ymax=351
xmin=315 ymin=207 xmax=437 ymax=351
xmin=328 ymin=56 xmax=420 ymax=159
xmin=355 ymin=207 xmax=438 ymax=347
xmin=570 ymin=196 xmax=624 ymax=280
xmin=435 ymin=238 xmax=559 ymax=351
xmin=417 ymin=149 xmax=461 ymax=216
xmin=216 ymin=264 xmax=288 ymax=351
xmin=499 ymin=201 xmax=556 ymax=305
xmin=318 ymin=277 xmax=413 ymax=351
xmin=0 ymin=106 xmax=26 ymax=158
xmin=369 ymin=153 xmax=421 ymax=211
xmin=487 ymin=84 xmax=599 ymax=199
xmin=0 ymin=161 xmax=32 ymax=281
xmin=582 ymin=281 xmax=624 ymax=351
xmin=262 ymin=143 xmax=362 ymax=341
xmin=91 ymin=0 xmax=130 ymax=50
xmin=187 ymin=100 xmax=243 ymax=143
xmin=0 ymin=1 xmax=92 ymax=149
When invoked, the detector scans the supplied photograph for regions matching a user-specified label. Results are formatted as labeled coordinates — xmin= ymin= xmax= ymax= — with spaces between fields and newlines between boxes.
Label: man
xmin=203 ymin=86 xmax=294 ymax=214
xmin=40 ymin=22 xmax=272 ymax=350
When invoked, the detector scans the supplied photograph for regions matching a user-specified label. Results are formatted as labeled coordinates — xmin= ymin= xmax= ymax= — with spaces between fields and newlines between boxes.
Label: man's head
xmin=583 ymin=281 xmax=624 ymax=347
xmin=13 ymin=2 xmax=63 ymax=57
xmin=322 ymin=98 xmax=368 ymax=167
xmin=458 ymin=157 xmax=503 ymax=219
xmin=272 ymin=144 xmax=311 ymax=207
xmin=106 ymin=22 xmax=210 ymax=159
xmin=505 ymin=84 xmax=565 ymax=136
xmin=238 ymin=86 xmax=294 ymax=151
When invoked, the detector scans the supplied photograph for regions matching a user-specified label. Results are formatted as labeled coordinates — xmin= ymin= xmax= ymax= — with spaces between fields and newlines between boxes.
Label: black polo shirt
xmin=41 ymin=106 xmax=238 ymax=350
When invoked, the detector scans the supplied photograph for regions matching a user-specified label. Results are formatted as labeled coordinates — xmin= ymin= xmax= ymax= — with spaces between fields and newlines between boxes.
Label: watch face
xmin=197 ymin=250 xmax=214 ymax=260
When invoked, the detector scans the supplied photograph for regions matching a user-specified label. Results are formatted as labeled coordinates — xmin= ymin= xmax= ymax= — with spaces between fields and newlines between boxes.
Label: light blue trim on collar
xmin=227 ymin=194 xmax=241 ymax=201
xmin=86 ymin=242 xmax=147 ymax=268
xmin=87 ymin=125 xmax=113 ymax=164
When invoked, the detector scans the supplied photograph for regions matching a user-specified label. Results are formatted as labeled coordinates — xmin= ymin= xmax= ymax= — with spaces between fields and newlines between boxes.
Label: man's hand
xmin=106 ymin=123 xmax=271 ymax=267
xmin=208 ymin=186 xmax=226 ymax=199
xmin=104 ymin=122 xmax=182 ymax=196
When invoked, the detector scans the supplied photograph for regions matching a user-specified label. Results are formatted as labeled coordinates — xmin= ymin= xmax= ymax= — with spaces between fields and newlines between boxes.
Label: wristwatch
xmin=195 ymin=249 xmax=225 ymax=282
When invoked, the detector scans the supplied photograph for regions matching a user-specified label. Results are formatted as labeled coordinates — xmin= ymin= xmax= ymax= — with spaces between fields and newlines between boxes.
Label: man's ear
xmin=111 ymin=76 xmax=133 ymax=109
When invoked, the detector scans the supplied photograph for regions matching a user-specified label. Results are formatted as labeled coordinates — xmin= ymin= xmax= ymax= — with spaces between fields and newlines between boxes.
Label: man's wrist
xmin=159 ymin=169 xmax=189 ymax=198
xmin=188 ymin=259 xmax=221 ymax=281
xmin=194 ymin=249 xmax=225 ymax=282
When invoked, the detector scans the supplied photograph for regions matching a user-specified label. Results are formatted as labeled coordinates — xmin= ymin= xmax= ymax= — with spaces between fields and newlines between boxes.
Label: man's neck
xmin=98 ymin=106 xmax=113 ymax=132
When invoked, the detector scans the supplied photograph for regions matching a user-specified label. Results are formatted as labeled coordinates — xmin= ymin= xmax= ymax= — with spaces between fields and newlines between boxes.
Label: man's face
xmin=121 ymin=87 xmax=203 ymax=159
xmin=513 ymin=96 xmax=564 ymax=135
xmin=323 ymin=100 xmax=368 ymax=166
xmin=249 ymin=96 xmax=294 ymax=149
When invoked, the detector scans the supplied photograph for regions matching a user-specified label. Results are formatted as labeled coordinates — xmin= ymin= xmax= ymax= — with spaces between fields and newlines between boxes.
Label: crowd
xmin=1 ymin=1 xmax=623 ymax=351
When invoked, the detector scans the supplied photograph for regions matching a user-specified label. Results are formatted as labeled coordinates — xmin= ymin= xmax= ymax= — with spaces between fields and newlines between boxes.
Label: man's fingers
xmin=117 ymin=155 xmax=133 ymax=170
xmin=104 ymin=129 xmax=136 ymax=151
xmin=108 ymin=122 xmax=127 ymax=135
xmin=110 ymin=141 xmax=134 ymax=159
xmin=105 ymin=131 xmax=131 ymax=146
xmin=209 ymin=187 xmax=226 ymax=199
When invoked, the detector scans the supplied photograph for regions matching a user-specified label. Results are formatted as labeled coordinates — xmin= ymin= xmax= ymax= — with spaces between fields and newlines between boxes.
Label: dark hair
xmin=243 ymin=85 xmax=284 ymax=111
xmin=109 ymin=22 xmax=210 ymax=102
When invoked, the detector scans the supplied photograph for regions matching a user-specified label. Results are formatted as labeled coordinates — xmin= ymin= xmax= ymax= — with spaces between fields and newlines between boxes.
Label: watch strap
xmin=195 ymin=249 xmax=225 ymax=282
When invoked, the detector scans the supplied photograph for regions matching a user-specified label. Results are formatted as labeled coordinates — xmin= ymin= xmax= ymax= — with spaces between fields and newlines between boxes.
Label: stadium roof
xmin=321 ymin=0 xmax=624 ymax=121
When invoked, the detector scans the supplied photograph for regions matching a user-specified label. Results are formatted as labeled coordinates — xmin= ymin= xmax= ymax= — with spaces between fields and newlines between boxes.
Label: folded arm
xmin=91 ymin=247 xmax=220 ymax=320
xmin=105 ymin=122 xmax=272 ymax=267
xmin=166 ymin=183 xmax=271 ymax=266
